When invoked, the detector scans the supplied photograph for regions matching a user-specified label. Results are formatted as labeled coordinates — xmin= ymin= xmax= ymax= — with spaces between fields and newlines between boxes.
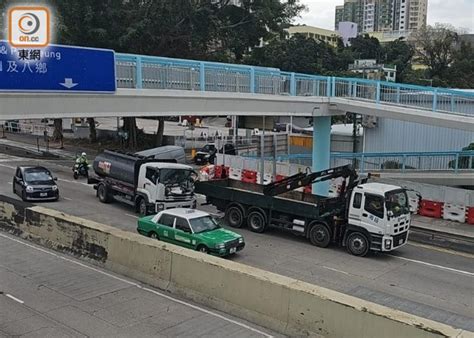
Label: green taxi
xmin=137 ymin=208 xmax=245 ymax=256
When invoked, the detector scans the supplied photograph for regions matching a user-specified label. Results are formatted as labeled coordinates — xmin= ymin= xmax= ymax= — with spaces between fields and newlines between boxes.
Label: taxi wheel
xmin=149 ymin=232 xmax=159 ymax=240
xmin=197 ymin=245 xmax=209 ymax=254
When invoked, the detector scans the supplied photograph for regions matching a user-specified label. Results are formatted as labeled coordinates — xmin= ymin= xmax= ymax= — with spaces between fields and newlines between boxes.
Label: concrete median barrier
xmin=0 ymin=195 xmax=468 ymax=337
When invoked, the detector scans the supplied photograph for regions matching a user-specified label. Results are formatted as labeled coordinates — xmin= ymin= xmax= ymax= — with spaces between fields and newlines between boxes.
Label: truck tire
xmin=346 ymin=232 xmax=370 ymax=257
xmin=97 ymin=184 xmax=110 ymax=203
xmin=138 ymin=198 xmax=149 ymax=216
xmin=309 ymin=223 xmax=331 ymax=248
xmin=247 ymin=210 xmax=266 ymax=233
xmin=225 ymin=205 xmax=244 ymax=228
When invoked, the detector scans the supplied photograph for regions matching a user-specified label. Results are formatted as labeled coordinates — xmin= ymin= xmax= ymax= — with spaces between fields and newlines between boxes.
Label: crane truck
xmin=90 ymin=150 xmax=197 ymax=215
xmin=195 ymin=165 xmax=411 ymax=256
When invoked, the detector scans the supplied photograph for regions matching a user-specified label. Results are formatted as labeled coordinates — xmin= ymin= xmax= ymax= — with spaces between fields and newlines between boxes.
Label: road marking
xmin=125 ymin=213 xmax=139 ymax=219
xmin=321 ymin=266 xmax=351 ymax=276
xmin=63 ymin=197 xmax=72 ymax=201
xmin=57 ymin=178 xmax=90 ymax=187
xmin=0 ymin=164 xmax=16 ymax=170
xmin=388 ymin=254 xmax=474 ymax=277
xmin=6 ymin=293 xmax=24 ymax=304
xmin=0 ymin=233 xmax=273 ymax=337
xmin=407 ymin=242 xmax=474 ymax=259
xmin=7 ymin=182 xmax=12 ymax=185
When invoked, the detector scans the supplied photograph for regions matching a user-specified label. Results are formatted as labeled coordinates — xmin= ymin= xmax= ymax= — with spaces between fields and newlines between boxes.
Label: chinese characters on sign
xmin=0 ymin=45 xmax=48 ymax=75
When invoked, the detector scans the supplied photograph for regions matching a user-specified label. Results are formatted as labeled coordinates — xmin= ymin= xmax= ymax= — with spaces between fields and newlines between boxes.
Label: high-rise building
xmin=335 ymin=0 xmax=427 ymax=34
xmin=335 ymin=0 xmax=364 ymax=32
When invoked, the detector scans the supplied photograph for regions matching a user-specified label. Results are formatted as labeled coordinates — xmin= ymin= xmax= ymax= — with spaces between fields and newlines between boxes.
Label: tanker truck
xmin=89 ymin=150 xmax=197 ymax=215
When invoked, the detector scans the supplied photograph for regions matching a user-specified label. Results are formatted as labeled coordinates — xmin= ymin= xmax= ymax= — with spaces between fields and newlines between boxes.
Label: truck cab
xmin=136 ymin=163 xmax=197 ymax=215
xmin=346 ymin=183 xmax=410 ymax=255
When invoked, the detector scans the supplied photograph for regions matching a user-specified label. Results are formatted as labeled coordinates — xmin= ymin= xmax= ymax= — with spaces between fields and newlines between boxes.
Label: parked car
xmin=137 ymin=208 xmax=245 ymax=256
xmin=13 ymin=166 xmax=59 ymax=201
xmin=4 ymin=120 xmax=20 ymax=132
xmin=194 ymin=143 xmax=236 ymax=165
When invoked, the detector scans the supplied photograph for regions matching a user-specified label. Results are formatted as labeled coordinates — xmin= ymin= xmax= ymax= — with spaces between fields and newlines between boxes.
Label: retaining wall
xmin=0 ymin=195 xmax=468 ymax=337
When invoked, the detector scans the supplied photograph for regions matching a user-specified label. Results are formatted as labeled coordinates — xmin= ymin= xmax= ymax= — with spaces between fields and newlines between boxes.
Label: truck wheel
xmin=225 ymin=206 xmax=244 ymax=228
xmin=138 ymin=198 xmax=149 ymax=216
xmin=97 ymin=184 xmax=110 ymax=203
xmin=309 ymin=223 xmax=331 ymax=248
xmin=347 ymin=232 xmax=369 ymax=257
xmin=247 ymin=210 xmax=266 ymax=233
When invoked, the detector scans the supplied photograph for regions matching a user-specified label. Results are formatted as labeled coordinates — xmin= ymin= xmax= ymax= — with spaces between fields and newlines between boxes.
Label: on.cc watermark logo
xmin=8 ymin=6 xmax=50 ymax=47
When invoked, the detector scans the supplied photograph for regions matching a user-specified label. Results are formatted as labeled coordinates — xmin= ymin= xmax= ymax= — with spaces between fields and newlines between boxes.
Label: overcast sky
xmin=296 ymin=0 xmax=474 ymax=33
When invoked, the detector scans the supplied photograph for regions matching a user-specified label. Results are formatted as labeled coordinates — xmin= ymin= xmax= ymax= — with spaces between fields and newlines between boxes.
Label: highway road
xmin=0 ymin=153 xmax=473 ymax=332
xmin=0 ymin=232 xmax=278 ymax=337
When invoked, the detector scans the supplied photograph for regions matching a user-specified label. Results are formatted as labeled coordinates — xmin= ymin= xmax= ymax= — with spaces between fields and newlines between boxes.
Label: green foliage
xmin=50 ymin=0 xmax=305 ymax=62
xmin=349 ymin=34 xmax=384 ymax=62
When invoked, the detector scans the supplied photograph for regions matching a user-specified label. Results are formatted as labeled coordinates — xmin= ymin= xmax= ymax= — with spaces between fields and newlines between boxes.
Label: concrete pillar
xmin=312 ymin=116 xmax=331 ymax=196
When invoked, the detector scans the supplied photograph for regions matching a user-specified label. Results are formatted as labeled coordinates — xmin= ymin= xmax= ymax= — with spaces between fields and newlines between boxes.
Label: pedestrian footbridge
xmin=1 ymin=50 xmax=473 ymax=195
xmin=0 ymin=52 xmax=473 ymax=131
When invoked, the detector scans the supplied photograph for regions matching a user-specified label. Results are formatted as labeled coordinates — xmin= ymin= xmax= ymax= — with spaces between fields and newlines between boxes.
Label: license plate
xmin=229 ymin=247 xmax=237 ymax=254
xmin=40 ymin=193 xmax=47 ymax=197
xmin=398 ymin=239 xmax=404 ymax=245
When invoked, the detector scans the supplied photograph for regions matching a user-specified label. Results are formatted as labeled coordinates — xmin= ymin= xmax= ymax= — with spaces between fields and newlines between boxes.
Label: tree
xmin=156 ymin=117 xmax=165 ymax=147
xmin=441 ymin=41 xmax=474 ymax=89
xmin=246 ymin=34 xmax=342 ymax=75
xmin=383 ymin=38 xmax=415 ymax=83
xmin=87 ymin=118 xmax=97 ymax=143
xmin=413 ymin=24 xmax=459 ymax=79
xmin=349 ymin=34 xmax=384 ymax=62
xmin=51 ymin=0 xmax=305 ymax=146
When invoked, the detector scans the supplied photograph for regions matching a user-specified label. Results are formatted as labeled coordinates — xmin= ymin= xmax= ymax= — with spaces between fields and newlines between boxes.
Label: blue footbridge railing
xmin=242 ymin=151 xmax=474 ymax=174
xmin=115 ymin=53 xmax=474 ymax=116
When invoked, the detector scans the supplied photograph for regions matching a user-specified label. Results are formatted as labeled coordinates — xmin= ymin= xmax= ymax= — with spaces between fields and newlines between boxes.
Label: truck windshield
xmin=385 ymin=190 xmax=410 ymax=217
xmin=189 ymin=216 xmax=220 ymax=233
xmin=159 ymin=169 xmax=193 ymax=185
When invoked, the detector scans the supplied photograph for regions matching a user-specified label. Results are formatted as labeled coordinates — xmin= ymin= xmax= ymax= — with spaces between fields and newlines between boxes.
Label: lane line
xmin=57 ymin=178 xmax=90 ymax=187
xmin=407 ymin=242 xmax=474 ymax=259
xmin=7 ymin=182 xmax=12 ymax=185
xmin=0 ymin=164 xmax=16 ymax=170
xmin=321 ymin=266 xmax=351 ymax=276
xmin=125 ymin=214 xmax=139 ymax=219
xmin=62 ymin=197 xmax=72 ymax=201
xmin=0 ymin=233 xmax=273 ymax=337
xmin=388 ymin=254 xmax=474 ymax=277
xmin=6 ymin=293 xmax=24 ymax=304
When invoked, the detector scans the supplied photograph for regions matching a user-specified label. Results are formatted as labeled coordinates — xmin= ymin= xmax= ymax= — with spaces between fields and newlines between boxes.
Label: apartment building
xmin=335 ymin=0 xmax=427 ymax=33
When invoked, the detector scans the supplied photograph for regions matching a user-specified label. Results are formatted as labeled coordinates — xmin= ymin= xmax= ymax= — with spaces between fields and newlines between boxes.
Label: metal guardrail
xmin=244 ymin=151 xmax=474 ymax=174
xmin=115 ymin=53 xmax=474 ymax=116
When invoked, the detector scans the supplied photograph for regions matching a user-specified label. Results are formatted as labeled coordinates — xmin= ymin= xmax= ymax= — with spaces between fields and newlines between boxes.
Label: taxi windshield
xmin=189 ymin=216 xmax=220 ymax=233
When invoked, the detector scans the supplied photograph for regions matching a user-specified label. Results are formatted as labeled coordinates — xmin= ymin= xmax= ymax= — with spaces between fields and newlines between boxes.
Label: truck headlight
xmin=215 ymin=243 xmax=225 ymax=249
xmin=52 ymin=185 xmax=58 ymax=191
xmin=384 ymin=239 xmax=392 ymax=250
xmin=26 ymin=186 xmax=34 ymax=193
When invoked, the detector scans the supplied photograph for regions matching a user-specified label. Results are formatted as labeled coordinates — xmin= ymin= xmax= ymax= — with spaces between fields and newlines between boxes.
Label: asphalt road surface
xmin=0 ymin=233 xmax=278 ymax=338
xmin=0 ymin=154 xmax=473 ymax=332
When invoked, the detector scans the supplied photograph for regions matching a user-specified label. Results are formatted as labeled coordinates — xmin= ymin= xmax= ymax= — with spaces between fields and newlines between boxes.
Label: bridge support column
xmin=312 ymin=116 xmax=331 ymax=196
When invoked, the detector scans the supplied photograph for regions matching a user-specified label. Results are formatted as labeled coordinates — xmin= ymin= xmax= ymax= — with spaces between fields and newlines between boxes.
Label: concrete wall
xmin=0 ymin=195 xmax=468 ymax=337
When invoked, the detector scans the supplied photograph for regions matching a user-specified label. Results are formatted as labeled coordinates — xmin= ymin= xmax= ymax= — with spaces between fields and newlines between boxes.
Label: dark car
xmin=194 ymin=143 xmax=236 ymax=165
xmin=13 ymin=166 xmax=59 ymax=202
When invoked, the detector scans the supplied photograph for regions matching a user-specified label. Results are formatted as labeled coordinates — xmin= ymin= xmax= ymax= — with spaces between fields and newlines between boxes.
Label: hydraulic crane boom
xmin=263 ymin=165 xmax=359 ymax=197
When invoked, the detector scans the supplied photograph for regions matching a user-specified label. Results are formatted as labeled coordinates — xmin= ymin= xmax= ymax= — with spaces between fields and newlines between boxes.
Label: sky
xmin=296 ymin=0 xmax=474 ymax=33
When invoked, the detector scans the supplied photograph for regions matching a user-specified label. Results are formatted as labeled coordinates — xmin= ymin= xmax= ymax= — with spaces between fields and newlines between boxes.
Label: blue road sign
xmin=0 ymin=42 xmax=116 ymax=92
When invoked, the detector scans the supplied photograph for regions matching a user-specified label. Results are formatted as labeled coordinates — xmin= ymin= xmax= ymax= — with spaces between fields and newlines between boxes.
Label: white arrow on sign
xmin=59 ymin=78 xmax=78 ymax=89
